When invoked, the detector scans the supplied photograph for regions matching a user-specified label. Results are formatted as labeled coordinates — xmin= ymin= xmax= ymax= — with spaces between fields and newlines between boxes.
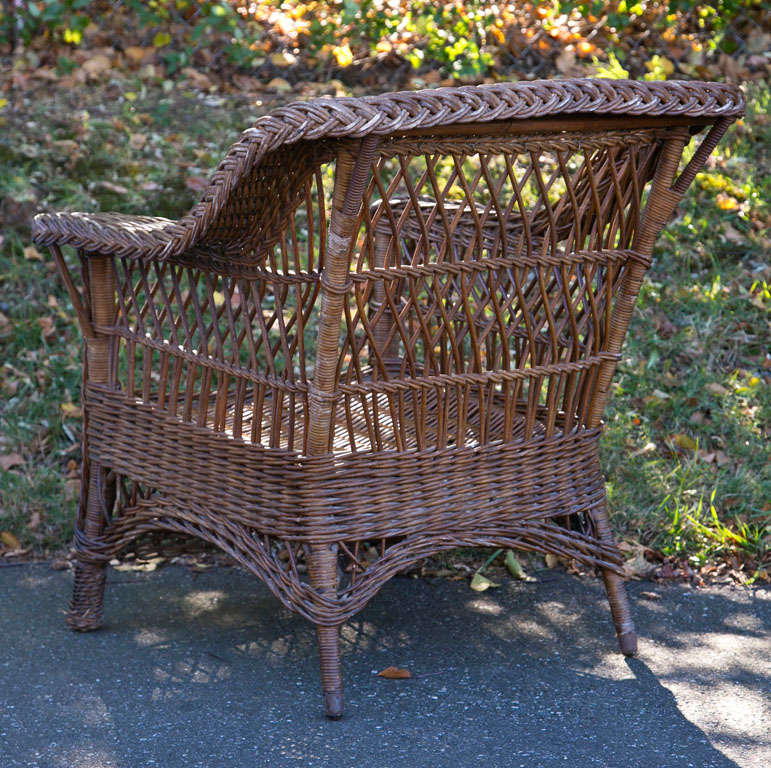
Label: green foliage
xmin=3 ymin=1 xmax=761 ymax=81
xmin=10 ymin=0 xmax=91 ymax=45
xmin=403 ymin=3 xmax=494 ymax=78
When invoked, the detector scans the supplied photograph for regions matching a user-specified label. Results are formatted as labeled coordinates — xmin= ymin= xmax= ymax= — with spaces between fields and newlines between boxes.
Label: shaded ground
xmin=2 ymin=565 xmax=769 ymax=767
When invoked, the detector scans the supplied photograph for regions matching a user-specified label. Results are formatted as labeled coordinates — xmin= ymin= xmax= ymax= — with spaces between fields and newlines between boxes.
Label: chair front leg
xmin=310 ymin=543 xmax=344 ymax=719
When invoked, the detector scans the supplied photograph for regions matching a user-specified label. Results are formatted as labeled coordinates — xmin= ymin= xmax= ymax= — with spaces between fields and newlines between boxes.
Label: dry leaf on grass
xmin=60 ymin=402 xmax=82 ymax=419
xmin=81 ymin=54 xmax=112 ymax=77
xmin=624 ymin=553 xmax=656 ymax=579
xmin=672 ymin=433 xmax=698 ymax=451
xmin=378 ymin=666 xmax=411 ymax=679
xmin=0 ymin=453 xmax=24 ymax=471
xmin=1 ymin=531 xmax=21 ymax=549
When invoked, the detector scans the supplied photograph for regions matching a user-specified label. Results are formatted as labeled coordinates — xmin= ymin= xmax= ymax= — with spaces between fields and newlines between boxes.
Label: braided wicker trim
xmin=32 ymin=78 xmax=743 ymax=261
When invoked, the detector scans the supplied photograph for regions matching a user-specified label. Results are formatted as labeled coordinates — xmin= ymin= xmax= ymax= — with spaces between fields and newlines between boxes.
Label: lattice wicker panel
xmin=334 ymin=129 xmax=663 ymax=452
xmin=95 ymin=128 xmax=667 ymax=458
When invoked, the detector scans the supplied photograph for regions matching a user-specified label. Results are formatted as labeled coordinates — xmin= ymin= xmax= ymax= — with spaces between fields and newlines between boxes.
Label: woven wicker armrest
xmin=31 ymin=211 xmax=184 ymax=259
xmin=32 ymin=78 xmax=743 ymax=265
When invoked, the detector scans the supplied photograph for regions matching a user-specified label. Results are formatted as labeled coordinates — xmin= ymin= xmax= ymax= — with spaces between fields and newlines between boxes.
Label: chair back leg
xmin=67 ymin=254 xmax=116 ymax=631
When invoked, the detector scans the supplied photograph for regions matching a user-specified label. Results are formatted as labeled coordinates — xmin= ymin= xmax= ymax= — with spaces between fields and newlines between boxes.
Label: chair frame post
xmin=584 ymin=130 xmax=713 ymax=656
xmin=67 ymin=253 xmax=116 ymax=631
xmin=307 ymin=136 xmax=379 ymax=719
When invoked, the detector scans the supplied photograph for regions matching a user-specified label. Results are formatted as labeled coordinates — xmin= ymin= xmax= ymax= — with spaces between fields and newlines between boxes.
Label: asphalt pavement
xmin=1 ymin=563 xmax=768 ymax=768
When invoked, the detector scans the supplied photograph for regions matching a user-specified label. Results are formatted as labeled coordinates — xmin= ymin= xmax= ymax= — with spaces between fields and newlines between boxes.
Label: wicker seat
xmin=32 ymin=78 xmax=743 ymax=719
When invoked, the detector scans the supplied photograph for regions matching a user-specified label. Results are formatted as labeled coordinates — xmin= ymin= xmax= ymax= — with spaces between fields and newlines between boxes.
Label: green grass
xmin=0 ymin=76 xmax=768 ymax=571
xmin=601 ymin=82 xmax=770 ymax=573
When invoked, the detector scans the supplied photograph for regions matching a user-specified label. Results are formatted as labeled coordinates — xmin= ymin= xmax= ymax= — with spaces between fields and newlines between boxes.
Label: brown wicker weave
xmin=32 ymin=78 xmax=743 ymax=719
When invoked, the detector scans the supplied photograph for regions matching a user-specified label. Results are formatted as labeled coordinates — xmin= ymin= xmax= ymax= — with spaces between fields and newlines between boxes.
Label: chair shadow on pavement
xmin=4 ymin=564 xmax=768 ymax=768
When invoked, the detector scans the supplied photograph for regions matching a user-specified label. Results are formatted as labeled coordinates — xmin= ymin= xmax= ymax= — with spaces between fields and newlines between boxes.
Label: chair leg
xmin=591 ymin=502 xmax=638 ymax=656
xmin=317 ymin=624 xmax=344 ymax=719
xmin=310 ymin=543 xmax=344 ymax=719
xmin=66 ymin=465 xmax=107 ymax=632
xmin=601 ymin=569 xmax=638 ymax=656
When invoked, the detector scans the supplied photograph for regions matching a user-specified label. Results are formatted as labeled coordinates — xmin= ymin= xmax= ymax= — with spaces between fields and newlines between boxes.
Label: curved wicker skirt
xmin=80 ymin=382 xmax=620 ymax=626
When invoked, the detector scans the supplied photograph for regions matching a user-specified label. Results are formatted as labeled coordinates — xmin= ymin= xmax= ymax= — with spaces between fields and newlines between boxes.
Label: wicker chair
xmin=32 ymin=78 xmax=743 ymax=719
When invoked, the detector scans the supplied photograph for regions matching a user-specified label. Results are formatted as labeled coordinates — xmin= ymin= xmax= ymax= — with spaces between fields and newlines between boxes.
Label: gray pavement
xmin=1 ymin=563 xmax=769 ymax=768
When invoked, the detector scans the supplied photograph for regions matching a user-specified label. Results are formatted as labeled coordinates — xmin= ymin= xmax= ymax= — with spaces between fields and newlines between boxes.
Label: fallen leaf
xmin=82 ymin=54 xmax=112 ymax=77
xmin=270 ymin=51 xmax=297 ymax=67
xmin=672 ymin=433 xmax=697 ymax=451
xmin=639 ymin=591 xmax=661 ymax=600
xmin=38 ymin=316 xmax=56 ymax=342
xmin=706 ymin=382 xmax=728 ymax=396
xmin=60 ymin=402 xmax=82 ymax=419
xmin=129 ymin=133 xmax=147 ymax=150
xmin=470 ymin=572 xmax=500 ymax=592
xmin=544 ymin=553 xmax=560 ymax=569
xmin=754 ymin=569 xmax=769 ymax=583
xmin=378 ymin=666 xmax=411 ymax=679
xmin=28 ymin=511 xmax=41 ymax=530
xmin=504 ymin=550 xmax=535 ymax=581
xmin=124 ymin=46 xmax=149 ymax=64
xmin=97 ymin=180 xmax=129 ymax=195
xmin=113 ymin=556 xmax=165 ymax=572
xmin=624 ymin=552 xmax=656 ymax=579
xmin=181 ymin=67 xmax=213 ymax=90
xmin=1 ymin=531 xmax=21 ymax=549
xmin=0 ymin=453 xmax=24 ymax=471
xmin=24 ymin=245 xmax=42 ymax=261
xmin=630 ymin=441 xmax=656 ymax=457
xmin=722 ymin=223 xmax=745 ymax=244
xmin=267 ymin=77 xmax=292 ymax=93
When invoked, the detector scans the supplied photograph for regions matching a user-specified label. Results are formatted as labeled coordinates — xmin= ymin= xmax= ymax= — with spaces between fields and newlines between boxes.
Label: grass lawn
xmin=0 ymin=75 xmax=768 ymax=578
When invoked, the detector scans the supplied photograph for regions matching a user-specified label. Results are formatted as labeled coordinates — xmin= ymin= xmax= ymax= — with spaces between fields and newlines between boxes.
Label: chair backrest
xmin=95 ymin=80 xmax=744 ymax=456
